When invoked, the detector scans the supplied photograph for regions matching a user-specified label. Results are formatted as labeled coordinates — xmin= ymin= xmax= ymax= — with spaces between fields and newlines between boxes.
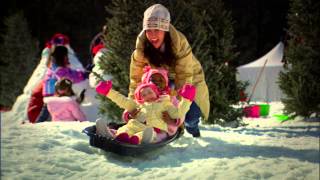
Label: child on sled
xmin=122 ymin=66 xmax=184 ymax=137
xmin=95 ymin=79 xmax=195 ymax=145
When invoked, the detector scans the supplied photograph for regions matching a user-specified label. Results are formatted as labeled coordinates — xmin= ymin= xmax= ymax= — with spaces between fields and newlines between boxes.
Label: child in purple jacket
xmin=36 ymin=46 xmax=87 ymax=123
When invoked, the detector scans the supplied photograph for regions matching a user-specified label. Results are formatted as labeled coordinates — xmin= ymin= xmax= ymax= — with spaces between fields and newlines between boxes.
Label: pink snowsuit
xmin=44 ymin=96 xmax=86 ymax=122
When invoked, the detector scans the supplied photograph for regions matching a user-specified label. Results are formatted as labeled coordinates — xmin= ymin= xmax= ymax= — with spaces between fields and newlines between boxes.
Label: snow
xmin=1 ymin=49 xmax=319 ymax=180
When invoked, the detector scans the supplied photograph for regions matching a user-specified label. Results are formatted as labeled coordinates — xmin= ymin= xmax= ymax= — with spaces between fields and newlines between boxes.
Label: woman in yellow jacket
xmin=129 ymin=4 xmax=210 ymax=137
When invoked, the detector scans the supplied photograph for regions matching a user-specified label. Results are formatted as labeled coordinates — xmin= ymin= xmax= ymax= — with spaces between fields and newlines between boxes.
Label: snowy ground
xmin=1 ymin=102 xmax=319 ymax=180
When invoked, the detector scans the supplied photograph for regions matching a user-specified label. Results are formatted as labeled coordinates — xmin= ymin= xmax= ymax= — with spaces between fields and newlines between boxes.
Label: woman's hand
xmin=178 ymin=84 xmax=196 ymax=101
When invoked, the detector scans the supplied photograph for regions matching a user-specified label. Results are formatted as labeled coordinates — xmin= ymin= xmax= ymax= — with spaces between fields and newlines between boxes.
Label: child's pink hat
xmin=134 ymin=83 xmax=160 ymax=104
xmin=141 ymin=66 xmax=170 ymax=94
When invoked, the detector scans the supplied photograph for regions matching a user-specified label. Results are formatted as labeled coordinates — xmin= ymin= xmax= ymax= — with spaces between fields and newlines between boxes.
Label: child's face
xmin=150 ymin=73 xmax=166 ymax=91
xmin=140 ymin=87 xmax=157 ymax=102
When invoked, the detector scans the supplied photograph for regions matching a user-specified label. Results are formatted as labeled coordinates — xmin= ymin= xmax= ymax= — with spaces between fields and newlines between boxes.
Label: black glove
xmin=85 ymin=63 xmax=95 ymax=72
xmin=76 ymin=89 xmax=86 ymax=104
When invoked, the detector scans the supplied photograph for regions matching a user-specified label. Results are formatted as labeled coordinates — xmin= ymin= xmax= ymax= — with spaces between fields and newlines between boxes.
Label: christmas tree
xmin=183 ymin=0 xmax=247 ymax=125
xmin=279 ymin=0 xmax=320 ymax=118
xmin=96 ymin=0 xmax=150 ymax=121
xmin=0 ymin=12 xmax=39 ymax=108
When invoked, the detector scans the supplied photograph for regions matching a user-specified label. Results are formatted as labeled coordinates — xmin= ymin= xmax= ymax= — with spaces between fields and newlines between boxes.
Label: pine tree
xmin=176 ymin=0 xmax=246 ymax=125
xmin=279 ymin=0 xmax=320 ymax=118
xmin=96 ymin=0 xmax=152 ymax=121
xmin=0 ymin=12 xmax=39 ymax=108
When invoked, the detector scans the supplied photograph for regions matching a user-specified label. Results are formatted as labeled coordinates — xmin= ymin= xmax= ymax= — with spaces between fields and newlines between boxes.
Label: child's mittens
xmin=96 ymin=80 xmax=112 ymax=96
xmin=178 ymin=84 xmax=196 ymax=101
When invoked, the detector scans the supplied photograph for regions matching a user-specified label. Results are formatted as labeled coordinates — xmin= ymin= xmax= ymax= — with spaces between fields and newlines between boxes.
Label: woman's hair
xmin=51 ymin=46 xmax=68 ymax=67
xmin=55 ymin=78 xmax=75 ymax=97
xmin=143 ymin=32 xmax=176 ymax=67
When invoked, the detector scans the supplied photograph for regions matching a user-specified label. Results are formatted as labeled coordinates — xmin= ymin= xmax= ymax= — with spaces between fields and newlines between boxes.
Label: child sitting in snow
xmin=36 ymin=46 xmax=87 ymax=123
xmin=95 ymin=79 xmax=195 ymax=145
xmin=44 ymin=78 xmax=86 ymax=122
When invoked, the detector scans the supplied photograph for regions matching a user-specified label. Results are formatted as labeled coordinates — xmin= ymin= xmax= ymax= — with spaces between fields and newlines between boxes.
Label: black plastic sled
xmin=82 ymin=123 xmax=183 ymax=156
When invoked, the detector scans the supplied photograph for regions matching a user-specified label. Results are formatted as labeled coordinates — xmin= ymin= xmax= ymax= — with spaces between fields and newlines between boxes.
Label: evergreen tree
xmin=279 ymin=0 xmax=320 ymax=118
xmin=96 ymin=0 xmax=152 ymax=121
xmin=0 ymin=12 xmax=39 ymax=108
xmin=186 ymin=0 xmax=247 ymax=125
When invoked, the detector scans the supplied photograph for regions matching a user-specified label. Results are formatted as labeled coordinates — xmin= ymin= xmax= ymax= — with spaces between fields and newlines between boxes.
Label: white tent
xmin=237 ymin=42 xmax=285 ymax=102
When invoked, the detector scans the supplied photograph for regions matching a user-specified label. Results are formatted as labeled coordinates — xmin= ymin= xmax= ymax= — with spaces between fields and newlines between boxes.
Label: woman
xmin=128 ymin=4 xmax=210 ymax=137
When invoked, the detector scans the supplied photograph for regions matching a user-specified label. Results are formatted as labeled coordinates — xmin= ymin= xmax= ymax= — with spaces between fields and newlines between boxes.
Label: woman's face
xmin=145 ymin=29 xmax=165 ymax=49
xmin=140 ymin=87 xmax=157 ymax=103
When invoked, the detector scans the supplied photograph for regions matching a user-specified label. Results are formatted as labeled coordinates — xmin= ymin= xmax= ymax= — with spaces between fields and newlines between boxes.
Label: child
xmin=44 ymin=78 xmax=86 ymax=122
xmin=36 ymin=46 xmax=87 ymax=123
xmin=95 ymin=80 xmax=195 ymax=145
xmin=122 ymin=66 xmax=183 ymax=138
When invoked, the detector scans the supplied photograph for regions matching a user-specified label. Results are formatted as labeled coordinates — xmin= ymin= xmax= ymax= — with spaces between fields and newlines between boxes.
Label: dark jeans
xmin=168 ymin=79 xmax=201 ymax=136
xmin=36 ymin=104 xmax=51 ymax=123
xmin=184 ymin=101 xmax=201 ymax=135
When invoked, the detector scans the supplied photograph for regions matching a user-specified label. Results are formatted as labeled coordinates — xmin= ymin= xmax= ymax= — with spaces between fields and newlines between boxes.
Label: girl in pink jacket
xmin=36 ymin=46 xmax=87 ymax=123
xmin=44 ymin=78 xmax=86 ymax=122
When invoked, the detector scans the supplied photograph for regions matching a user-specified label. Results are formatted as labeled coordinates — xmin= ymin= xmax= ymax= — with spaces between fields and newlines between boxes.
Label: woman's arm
xmin=129 ymin=50 xmax=146 ymax=98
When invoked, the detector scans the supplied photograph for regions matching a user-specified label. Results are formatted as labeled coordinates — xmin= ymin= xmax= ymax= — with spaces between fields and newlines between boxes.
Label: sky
xmin=1 ymin=44 xmax=319 ymax=180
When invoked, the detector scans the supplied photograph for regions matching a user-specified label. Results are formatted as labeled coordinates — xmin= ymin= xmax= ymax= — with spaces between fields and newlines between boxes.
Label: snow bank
xmin=1 ymin=101 xmax=319 ymax=180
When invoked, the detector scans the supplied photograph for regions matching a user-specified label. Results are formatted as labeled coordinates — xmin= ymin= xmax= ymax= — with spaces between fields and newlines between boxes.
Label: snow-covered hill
xmin=1 ymin=101 xmax=319 ymax=180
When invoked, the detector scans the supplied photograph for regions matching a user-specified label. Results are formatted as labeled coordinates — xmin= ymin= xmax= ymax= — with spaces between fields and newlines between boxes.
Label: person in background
xmin=44 ymin=78 xmax=86 ymax=122
xmin=128 ymin=4 xmax=210 ymax=137
xmin=27 ymin=33 xmax=87 ymax=123
xmin=35 ymin=46 xmax=87 ymax=123
xmin=89 ymin=26 xmax=111 ymax=88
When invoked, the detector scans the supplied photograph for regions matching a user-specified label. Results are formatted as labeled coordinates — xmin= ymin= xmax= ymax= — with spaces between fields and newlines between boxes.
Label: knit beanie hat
xmin=46 ymin=33 xmax=70 ymax=48
xmin=143 ymin=4 xmax=170 ymax=32
xmin=134 ymin=83 xmax=160 ymax=104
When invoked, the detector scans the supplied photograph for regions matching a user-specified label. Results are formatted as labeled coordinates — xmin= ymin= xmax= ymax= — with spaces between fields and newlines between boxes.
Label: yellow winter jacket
xmin=129 ymin=24 xmax=210 ymax=120
xmin=107 ymin=90 xmax=192 ymax=132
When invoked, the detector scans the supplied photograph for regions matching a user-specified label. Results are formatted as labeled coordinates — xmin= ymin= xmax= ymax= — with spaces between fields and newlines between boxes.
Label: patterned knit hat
xmin=143 ymin=4 xmax=170 ymax=32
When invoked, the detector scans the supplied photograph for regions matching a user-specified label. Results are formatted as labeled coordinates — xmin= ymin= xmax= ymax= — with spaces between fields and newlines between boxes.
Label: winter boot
xmin=96 ymin=119 xmax=114 ymax=138
xmin=141 ymin=127 xmax=156 ymax=144
xmin=115 ymin=133 xmax=130 ymax=143
xmin=129 ymin=135 xmax=140 ymax=145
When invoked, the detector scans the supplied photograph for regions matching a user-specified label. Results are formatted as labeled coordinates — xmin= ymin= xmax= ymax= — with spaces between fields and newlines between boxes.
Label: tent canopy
xmin=237 ymin=42 xmax=285 ymax=102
